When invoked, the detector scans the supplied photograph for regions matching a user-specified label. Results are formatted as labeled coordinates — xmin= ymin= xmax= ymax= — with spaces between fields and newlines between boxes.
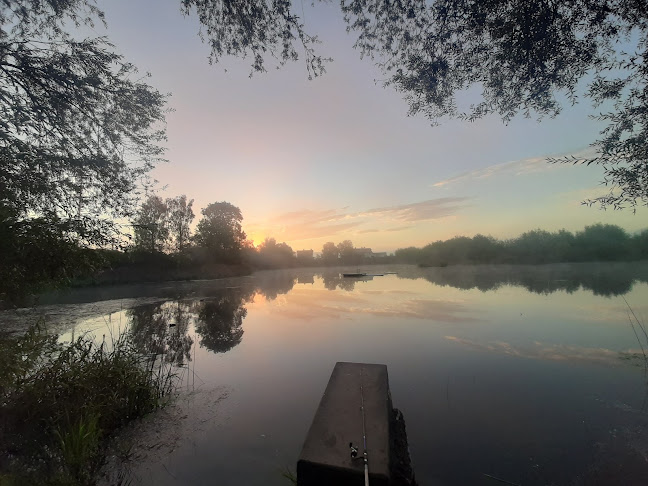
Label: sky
xmin=94 ymin=0 xmax=645 ymax=252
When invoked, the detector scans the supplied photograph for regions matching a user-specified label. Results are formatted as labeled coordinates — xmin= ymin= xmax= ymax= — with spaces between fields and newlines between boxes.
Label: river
xmin=2 ymin=263 xmax=648 ymax=485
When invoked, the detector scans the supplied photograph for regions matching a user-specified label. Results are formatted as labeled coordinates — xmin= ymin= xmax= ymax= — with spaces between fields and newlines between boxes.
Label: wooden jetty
xmin=297 ymin=362 xmax=416 ymax=486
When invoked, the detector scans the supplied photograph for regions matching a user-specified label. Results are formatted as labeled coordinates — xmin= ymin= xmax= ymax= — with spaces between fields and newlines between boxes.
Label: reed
xmin=0 ymin=323 xmax=177 ymax=485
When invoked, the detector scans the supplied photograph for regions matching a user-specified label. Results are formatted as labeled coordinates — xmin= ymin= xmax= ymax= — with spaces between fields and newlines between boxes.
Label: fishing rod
xmin=350 ymin=367 xmax=369 ymax=486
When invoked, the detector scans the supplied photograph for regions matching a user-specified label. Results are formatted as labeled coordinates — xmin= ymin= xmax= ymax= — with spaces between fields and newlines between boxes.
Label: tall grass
xmin=0 ymin=323 xmax=177 ymax=485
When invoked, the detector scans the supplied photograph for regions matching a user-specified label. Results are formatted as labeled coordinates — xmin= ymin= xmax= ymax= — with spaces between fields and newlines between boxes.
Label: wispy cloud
xmin=248 ymin=197 xmax=470 ymax=244
xmin=432 ymin=148 xmax=597 ymax=188
xmin=362 ymin=198 xmax=471 ymax=222
xmin=445 ymin=335 xmax=639 ymax=367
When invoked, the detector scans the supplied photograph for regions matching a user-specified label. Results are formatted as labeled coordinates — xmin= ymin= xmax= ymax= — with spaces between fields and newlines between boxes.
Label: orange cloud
xmin=246 ymin=197 xmax=470 ymax=246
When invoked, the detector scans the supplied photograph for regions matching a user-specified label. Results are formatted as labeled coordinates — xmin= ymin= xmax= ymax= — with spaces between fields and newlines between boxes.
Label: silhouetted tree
xmin=337 ymin=240 xmax=355 ymax=264
xmin=0 ymin=1 xmax=166 ymax=297
xmin=321 ymin=242 xmax=340 ymax=265
xmin=133 ymin=195 xmax=170 ymax=253
xmin=167 ymin=195 xmax=194 ymax=252
xmin=0 ymin=211 xmax=98 ymax=301
xmin=396 ymin=224 xmax=647 ymax=266
xmin=193 ymin=202 xmax=246 ymax=262
xmin=574 ymin=224 xmax=631 ymax=261
xmin=634 ymin=229 xmax=648 ymax=260
xmin=256 ymin=237 xmax=296 ymax=268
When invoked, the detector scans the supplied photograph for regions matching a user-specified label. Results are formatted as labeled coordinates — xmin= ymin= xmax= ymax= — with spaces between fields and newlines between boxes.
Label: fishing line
xmin=360 ymin=367 xmax=369 ymax=486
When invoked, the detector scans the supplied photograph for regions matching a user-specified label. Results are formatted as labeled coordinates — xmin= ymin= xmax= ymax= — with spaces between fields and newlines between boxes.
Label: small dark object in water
xmin=342 ymin=273 xmax=367 ymax=277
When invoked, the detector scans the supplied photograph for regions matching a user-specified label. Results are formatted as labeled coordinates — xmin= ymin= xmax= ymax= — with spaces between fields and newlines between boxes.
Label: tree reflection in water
xmin=321 ymin=272 xmax=373 ymax=291
xmin=125 ymin=287 xmax=256 ymax=357
xmin=127 ymin=301 xmax=194 ymax=366
xmin=396 ymin=262 xmax=648 ymax=297
xmin=194 ymin=291 xmax=250 ymax=353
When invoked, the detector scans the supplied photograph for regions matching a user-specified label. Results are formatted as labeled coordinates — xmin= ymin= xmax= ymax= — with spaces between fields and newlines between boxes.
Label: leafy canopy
xmin=1 ymin=0 xmax=167 ymax=240
xmin=194 ymin=201 xmax=246 ymax=257
xmin=172 ymin=0 xmax=648 ymax=210
xmin=0 ymin=0 xmax=167 ymax=296
xmin=336 ymin=0 xmax=648 ymax=210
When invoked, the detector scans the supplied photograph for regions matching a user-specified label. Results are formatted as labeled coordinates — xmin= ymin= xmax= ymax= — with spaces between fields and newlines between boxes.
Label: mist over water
xmin=3 ymin=263 xmax=648 ymax=485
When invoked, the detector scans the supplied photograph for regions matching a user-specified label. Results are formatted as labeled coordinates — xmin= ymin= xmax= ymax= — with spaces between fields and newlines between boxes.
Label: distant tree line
xmin=128 ymin=199 xmax=397 ymax=271
xmin=395 ymin=224 xmax=648 ymax=267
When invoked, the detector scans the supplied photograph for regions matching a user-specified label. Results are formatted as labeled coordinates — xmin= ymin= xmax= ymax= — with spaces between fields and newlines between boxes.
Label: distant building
xmin=371 ymin=252 xmax=388 ymax=258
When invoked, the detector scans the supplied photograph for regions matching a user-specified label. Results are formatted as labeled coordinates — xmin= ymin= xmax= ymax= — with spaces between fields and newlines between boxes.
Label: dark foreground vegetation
xmin=0 ymin=325 xmax=176 ymax=486
xmin=395 ymin=224 xmax=648 ymax=267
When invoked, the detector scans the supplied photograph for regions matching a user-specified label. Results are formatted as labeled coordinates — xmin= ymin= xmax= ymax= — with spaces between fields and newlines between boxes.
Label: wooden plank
xmin=297 ymin=362 xmax=392 ymax=486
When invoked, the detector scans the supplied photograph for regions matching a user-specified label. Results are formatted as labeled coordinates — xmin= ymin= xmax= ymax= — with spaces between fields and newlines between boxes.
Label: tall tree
xmin=167 ymin=195 xmax=194 ymax=252
xmin=337 ymin=240 xmax=355 ymax=264
xmin=1 ymin=1 xmax=167 ymax=238
xmin=1 ymin=0 xmax=166 ymax=296
xmin=193 ymin=201 xmax=246 ymax=260
xmin=321 ymin=241 xmax=339 ymax=264
xmin=132 ymin=195 xmax=170 ymax=252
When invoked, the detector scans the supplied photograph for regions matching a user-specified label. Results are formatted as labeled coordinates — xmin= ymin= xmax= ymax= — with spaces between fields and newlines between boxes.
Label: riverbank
xmin=0 ymin=324 xmax=177 ymax=486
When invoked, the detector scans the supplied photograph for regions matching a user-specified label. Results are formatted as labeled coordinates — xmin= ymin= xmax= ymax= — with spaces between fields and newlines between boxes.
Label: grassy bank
xmin=0 ymin=325 xmax=176 ymax=485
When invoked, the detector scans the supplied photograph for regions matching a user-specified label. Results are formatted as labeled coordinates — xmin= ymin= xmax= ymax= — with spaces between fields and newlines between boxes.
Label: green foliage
xmin=180 ymin=0 xmax=329 ymax=77
xmin=54 ymin=413 xmax=102 ymax=484
xmin=396 ymin=224 xmax=648 ymax=266
xmin=0 ymin=325 xmax=177 ymax=485
xmin=338 ymin=0 xmax=648 ymax=209
xmin=1 ymin=0 xmax=167 ymax=300
xmin=167 ymin=195 xmax=195 ymax=252
xmin=132 ymin=194 xmax=195 ymax=253
xmin=193 ymin=201 xmax=246 ymax=262
xmin=0 ymin=211 xmax=104 ymax=301
xmin=132 ymin=195 xmax=170 ymax=253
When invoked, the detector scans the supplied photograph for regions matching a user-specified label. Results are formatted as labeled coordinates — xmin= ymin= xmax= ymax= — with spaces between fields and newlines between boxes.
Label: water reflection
xmin=15 ymin=265 xmax=647 ymax=486
xmin=445 ymin=335 xmax=644 ymax=368
xmin=322 ymin=272 xmax=373 ymax=291
xmin=253 ymin=271 xmax=297 ymax=300
xmin=397 ymin=262 xmax=648 ymax=296
xmin=128 ymin=302 xmax=193 ymax=366
xmin=195 ymin=293 xmax=249 ymax=353
xmin=125 ymin=288 xmax=254 ymax=358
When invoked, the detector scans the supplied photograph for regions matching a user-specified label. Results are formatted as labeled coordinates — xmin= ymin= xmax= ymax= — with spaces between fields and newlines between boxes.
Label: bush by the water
xmin=0 ymin=325 xmax=176 ymax=485
xmin=396 ymin=224 xmax=648 ymax=267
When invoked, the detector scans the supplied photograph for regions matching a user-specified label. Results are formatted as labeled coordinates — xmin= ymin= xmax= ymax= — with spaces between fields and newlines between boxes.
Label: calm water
xmin=3 ymin=263 xmax=648 ymax=485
